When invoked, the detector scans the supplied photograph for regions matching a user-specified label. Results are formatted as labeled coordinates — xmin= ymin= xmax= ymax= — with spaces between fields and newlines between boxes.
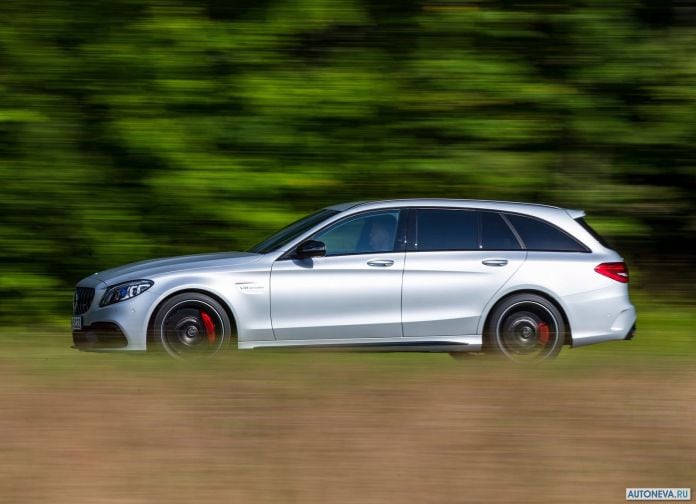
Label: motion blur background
xmin=1 ymin=0 xmax=695 ymax=320
xmin=0 ymin=1 xmax=694 ymax=503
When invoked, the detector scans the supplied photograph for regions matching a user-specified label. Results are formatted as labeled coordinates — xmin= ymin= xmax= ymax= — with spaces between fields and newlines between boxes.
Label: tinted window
xmin=481 ymin=212 xmax=521 ymax=250
xmin=506 ymin=214 xmax=587 ymax=252
xmin=416 ymin=209 xmax=477 ymax=251
xmin=314 ymin=211 xmax=400 ymax=256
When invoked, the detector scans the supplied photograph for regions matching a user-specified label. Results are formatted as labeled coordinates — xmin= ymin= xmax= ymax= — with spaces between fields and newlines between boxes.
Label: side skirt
xmin=238 ymin=335 xmax=482 ymax=353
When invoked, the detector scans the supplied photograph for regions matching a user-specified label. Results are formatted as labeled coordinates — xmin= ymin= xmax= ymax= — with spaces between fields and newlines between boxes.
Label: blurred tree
xmin=0 ymin=0 xmax=694 ymax=323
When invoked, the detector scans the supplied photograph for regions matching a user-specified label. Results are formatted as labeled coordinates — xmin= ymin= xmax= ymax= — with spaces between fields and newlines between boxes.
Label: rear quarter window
xmin=505 ymin=214 xmax=588 ymax=252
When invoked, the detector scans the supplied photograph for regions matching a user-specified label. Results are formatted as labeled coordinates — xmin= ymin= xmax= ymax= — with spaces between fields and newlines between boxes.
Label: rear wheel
xmin=486 ymin=294 xmax=566 ymax=363
xmin=152 ymin=293 xmax=232 ymax=359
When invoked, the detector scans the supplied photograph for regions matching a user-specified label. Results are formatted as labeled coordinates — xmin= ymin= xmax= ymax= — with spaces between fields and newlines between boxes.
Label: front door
xmin=271 ymin=209 xmax=406 ymax=341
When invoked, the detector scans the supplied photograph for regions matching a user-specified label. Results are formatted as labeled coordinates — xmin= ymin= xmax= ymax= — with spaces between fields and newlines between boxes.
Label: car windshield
xmin=249 ymin=209 xmax=339 ymax=254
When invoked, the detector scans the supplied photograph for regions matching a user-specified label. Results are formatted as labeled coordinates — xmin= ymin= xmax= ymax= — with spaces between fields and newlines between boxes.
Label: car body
xmin=72 ymin=199 xmax=636 ymax=361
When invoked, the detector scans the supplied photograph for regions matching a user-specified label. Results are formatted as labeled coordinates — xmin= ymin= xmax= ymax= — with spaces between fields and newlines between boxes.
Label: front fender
xmin=144 ymin=270 xmax=274 ymax=348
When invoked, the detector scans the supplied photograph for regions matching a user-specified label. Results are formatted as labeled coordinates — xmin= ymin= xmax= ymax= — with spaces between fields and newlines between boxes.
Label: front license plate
xmin=72 ymin=316 xmax=82 ymax=331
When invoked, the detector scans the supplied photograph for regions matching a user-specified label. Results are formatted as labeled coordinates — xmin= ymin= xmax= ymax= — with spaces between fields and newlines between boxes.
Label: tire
xmin=152 ymin=292 xmax=233 ymax=359
xmin=485 ymin=294 xmax=566 ymax=363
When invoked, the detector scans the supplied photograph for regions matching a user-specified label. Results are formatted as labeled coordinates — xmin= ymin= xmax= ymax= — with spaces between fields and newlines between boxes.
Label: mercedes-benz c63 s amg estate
xmin=72 ymin=199 xmax=636 ymax=362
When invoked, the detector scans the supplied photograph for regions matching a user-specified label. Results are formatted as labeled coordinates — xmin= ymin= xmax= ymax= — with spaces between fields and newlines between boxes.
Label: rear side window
xmin=416 ymin=209 xmax=477 ymax=250
xmin=480 ymin=212 xmax=522 ymax=250
xmin=505 ymin=214 xmax=588 ymax=252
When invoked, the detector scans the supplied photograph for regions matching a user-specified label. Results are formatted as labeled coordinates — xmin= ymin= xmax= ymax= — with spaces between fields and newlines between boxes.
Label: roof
xmin=330 ymin=198 xmax=564 ymax=212
xmin=326 ymin=198 xmax=580 ymax=227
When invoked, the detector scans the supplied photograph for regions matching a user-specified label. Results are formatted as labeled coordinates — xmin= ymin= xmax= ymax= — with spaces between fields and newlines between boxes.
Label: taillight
xmin=595 ymin=262 xmax=629 ymax=283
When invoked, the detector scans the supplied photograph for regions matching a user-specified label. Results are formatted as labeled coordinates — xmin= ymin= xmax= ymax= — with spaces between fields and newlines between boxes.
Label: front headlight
xmin=100 ymin=280 xmax=154 ymax=306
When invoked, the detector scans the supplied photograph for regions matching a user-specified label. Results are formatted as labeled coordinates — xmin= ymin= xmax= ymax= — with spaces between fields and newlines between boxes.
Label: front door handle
xmin=367 ymin=259 xmax=395 ymax=267
xmin=482 ymin=259 xmax=508 ymax=267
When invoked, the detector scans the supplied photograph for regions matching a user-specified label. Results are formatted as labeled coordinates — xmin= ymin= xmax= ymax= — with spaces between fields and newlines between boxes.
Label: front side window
xmin=505 ymin=214 xmax=588 ymax=252
xmin=313 ymin=210 xmax=401 ymax=256
xmin=415 ymin=209 xmax=477 ymax=251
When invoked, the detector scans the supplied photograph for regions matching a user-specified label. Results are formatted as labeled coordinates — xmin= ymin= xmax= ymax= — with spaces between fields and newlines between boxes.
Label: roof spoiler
xmin=566 ymin=208 xmax=586 ymax=220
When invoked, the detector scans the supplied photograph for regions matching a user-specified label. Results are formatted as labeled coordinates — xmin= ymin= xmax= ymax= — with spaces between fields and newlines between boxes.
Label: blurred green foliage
xmin=0 ymin=0 xmax=695 ymax=322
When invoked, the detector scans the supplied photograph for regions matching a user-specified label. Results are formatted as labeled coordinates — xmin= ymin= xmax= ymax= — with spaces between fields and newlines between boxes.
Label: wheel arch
xmin=146 ymin=288 xmax=238 ymax=347
xmin=481 ymin=289 xmax=572 ymax=347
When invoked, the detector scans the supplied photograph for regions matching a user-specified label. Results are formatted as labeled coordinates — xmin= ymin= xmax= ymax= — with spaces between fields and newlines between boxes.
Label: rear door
xmin=402 ymin=209 xmax=527 ymax=337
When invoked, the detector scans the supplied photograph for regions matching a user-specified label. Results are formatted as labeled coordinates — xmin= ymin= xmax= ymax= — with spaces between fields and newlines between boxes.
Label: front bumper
xmin=72 ymin=278 xmax=154 ymax=351
xmin=73 ymin=323 xmax=128 ymax=350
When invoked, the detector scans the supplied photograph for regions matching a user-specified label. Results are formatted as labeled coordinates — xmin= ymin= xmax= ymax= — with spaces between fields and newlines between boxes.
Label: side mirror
xmin=295 ymin=240 xmax=326 ymax=259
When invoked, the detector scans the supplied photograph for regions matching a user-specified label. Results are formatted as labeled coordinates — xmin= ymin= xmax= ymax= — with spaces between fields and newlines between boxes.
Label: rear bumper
xmin=624 ymin=323 xmax=636 ymax=341
xmin=570 ymin=304 xmax=637 ymax=347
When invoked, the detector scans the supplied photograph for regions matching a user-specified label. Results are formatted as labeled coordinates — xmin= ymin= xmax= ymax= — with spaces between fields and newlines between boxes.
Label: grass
xmin=0 ymin=296 xmax=692 ymax=503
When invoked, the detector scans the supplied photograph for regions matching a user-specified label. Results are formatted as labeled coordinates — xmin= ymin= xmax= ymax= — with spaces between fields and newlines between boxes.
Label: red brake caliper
xmin=200 ymin=311 xmax=216 ymax=344
xmin=537 ymin=322 xmax=550 ymax=345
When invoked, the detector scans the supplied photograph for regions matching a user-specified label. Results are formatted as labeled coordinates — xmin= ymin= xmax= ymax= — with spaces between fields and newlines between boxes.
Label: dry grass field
xmin=0 ymin=310 xmax=694 ymax=504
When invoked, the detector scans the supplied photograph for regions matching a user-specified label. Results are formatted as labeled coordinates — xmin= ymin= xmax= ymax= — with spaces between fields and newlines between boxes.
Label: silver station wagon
xmin=72 ymin=199 xmax=636 ymax=362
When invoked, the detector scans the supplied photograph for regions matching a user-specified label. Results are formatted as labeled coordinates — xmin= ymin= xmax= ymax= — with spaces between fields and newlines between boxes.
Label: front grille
xmin=73 ymin=287 xmax=95 ymax=315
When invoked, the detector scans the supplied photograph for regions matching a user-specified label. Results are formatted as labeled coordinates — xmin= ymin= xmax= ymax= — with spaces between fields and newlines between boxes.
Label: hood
xmin=90 ymin=251 xmax=261 ymax=286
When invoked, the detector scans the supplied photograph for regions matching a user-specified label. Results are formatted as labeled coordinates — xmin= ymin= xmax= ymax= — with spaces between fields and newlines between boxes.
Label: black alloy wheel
xmin=152 ymin=293 xmax=232 ymax=359
xmin=486 ymin=294 xmax=566 ymax=363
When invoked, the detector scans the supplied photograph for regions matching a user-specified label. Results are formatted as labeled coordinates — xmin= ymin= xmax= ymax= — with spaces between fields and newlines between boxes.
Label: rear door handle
xmin=367 ymin=259 xmax=395 ymax=267
xmin=482 ymin=259 xmax=508 ymax=267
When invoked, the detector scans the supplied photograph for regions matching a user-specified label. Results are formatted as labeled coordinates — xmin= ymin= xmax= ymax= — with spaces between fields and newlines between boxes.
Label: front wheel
xmin=486 ymin=294 xmax=566 ymax=363
xmin=152 ymin=293 xmax=232 ymax=359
